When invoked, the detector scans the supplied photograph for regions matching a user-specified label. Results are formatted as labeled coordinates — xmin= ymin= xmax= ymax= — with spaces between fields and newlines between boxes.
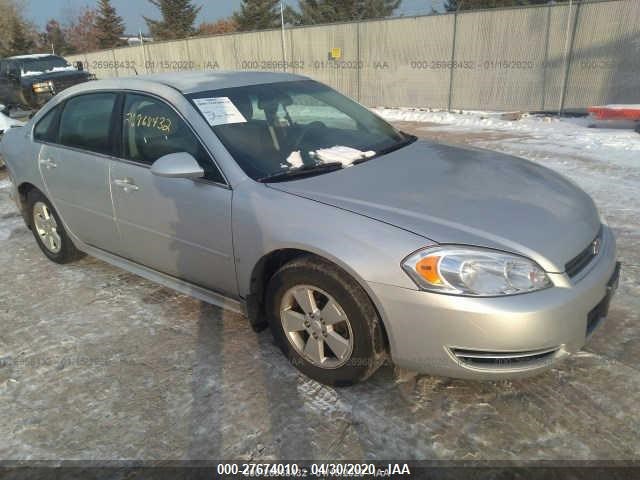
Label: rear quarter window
xmin=33 ymin=106 xmax=61 ymax=143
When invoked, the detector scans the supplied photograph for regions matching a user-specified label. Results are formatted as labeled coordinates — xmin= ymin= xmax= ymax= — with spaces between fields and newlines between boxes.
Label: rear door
xmin=37 ymin=93 xmax=121 ymax=252
xmin=109 ymin=92 xmax=237 ymax=296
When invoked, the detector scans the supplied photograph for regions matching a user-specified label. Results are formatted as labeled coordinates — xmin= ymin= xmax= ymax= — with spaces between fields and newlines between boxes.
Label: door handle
xmin=39 ymin=158 xmax=57 ymax=170
xmin=113 ymin=177 xmax=139 ymax=193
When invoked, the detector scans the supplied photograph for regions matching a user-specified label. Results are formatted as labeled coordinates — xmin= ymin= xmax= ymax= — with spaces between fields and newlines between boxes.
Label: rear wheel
xmin=27 ymin=190 xmax=83 ymax=264
xmin=266 ymin=256 xmax=386 ymax=386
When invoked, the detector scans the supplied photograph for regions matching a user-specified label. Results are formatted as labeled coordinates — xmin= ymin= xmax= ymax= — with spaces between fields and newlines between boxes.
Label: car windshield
xmin=187 ymin=80 xmax=413 ymax=181
xmin=16 ymin=56 xmax=73 ymax=77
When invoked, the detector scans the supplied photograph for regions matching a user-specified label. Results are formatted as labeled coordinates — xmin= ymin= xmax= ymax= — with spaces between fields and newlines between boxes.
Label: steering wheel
xmin=291 ymin=121 xmax=327 ymax=163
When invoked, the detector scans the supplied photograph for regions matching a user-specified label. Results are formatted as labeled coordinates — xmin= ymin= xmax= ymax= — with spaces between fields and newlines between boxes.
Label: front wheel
xmin=266 ymin=256 xmax=386 ymax=386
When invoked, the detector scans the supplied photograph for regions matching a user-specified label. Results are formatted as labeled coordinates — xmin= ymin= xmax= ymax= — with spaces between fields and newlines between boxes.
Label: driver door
xmin=109 ymin=93 xmax=237 ymax=296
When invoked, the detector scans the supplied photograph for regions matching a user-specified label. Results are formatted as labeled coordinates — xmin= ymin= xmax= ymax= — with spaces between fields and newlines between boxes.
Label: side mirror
xmin=76 ymin=61 xmax=84 ymax=71
xmin=150 ymin=152 xmax=204 ymax=179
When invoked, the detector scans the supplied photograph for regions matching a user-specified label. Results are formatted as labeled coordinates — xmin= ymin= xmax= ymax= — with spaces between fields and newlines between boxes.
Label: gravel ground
xmin=0 ymin=121 xmax=638 ymax=461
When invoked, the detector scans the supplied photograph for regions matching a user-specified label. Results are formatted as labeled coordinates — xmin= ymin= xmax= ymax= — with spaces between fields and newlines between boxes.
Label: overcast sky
xmin=25 ymin=0 xmax=444 ymax=33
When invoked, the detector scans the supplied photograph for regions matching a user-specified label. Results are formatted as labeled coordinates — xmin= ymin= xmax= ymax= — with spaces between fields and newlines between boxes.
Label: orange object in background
xmin=588 ymin=105 xmax=640 ymax=121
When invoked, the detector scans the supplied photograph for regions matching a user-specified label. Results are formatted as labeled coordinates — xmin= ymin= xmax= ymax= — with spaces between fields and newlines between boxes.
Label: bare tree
xmin=67 ymin=8 xmax=101 ymax=53
xmin=1 ymin=0 xmax=40 ymax=56
xmin=197 ymin=18 xmax=238 ymax=36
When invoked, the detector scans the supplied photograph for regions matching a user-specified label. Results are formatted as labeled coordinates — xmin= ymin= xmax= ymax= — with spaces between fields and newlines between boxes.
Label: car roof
xmin=7 ymin=54 xmax=59 ymax=60
xmin=92 ymin=70 xmax=309 ymax=95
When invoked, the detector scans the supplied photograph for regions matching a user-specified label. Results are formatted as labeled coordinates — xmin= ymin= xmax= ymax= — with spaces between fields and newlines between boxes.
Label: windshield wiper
xmin=258 ymin=162 xmax=344 ymax=183
xmin=352 ymin=134 xmax=418 ymax=165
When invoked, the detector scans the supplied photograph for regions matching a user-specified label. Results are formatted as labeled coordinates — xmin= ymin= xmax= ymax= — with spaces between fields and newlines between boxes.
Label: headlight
xmin=402 ymin=246 xmax=551 ymax=296
xmin=32 ymin=81 xmax=53 ymax=94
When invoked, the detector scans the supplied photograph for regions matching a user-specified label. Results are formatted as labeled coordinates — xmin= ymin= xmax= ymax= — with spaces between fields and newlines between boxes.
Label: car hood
xmin=21 ymin=70 xmax=88 ymax=83
xmin=269 ymin=140 xmax=601 ymax=272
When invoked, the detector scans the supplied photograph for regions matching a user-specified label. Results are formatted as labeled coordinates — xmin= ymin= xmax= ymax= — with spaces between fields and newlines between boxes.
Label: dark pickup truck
xmin=0 ymin=54 xmax=94 ymax=112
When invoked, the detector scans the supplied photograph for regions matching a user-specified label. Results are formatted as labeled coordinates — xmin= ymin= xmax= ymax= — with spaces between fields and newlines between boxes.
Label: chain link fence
xmin=67 ymin=0 xmax=640 ymax=113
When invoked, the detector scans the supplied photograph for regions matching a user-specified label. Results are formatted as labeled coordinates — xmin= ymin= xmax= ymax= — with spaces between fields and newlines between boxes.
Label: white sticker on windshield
xmin=193 ymin=97 xmax=247 ymax=126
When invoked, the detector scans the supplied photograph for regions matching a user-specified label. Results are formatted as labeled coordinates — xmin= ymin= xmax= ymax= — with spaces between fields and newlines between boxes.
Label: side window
xmin=7 ymin=62 xmax=20 ymax=78
xmin=58 ymin=93 xmax=117 ymax=155
xmin=122 ymin=94 xmax=224 ymax=183
xmin=33 ymin=106 xmax=60 ymax=143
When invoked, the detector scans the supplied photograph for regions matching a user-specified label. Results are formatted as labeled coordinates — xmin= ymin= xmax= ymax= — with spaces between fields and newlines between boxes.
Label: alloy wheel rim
xmin=33 ymin=201 xmax=62 ymax=254
xmin=280 ymin=285 xmax=354 ymax=369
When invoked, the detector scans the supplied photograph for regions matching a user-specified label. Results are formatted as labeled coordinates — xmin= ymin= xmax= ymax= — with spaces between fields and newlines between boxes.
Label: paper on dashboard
xmin=193 ymin=97 xmax=247 ymax=126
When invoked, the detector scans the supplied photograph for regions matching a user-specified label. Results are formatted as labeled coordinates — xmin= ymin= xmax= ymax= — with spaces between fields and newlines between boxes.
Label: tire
xmin=266 ymin=256 xmax=386 ymax=386
xmin=27 ymin=189 xmax=83 ymax=264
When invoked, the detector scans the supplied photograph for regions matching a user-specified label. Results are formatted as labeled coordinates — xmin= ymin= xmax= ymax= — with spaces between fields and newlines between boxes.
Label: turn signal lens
xmin=415 ymin=256 xmax=443 ymax=285
xmin=402 ymin=246 xmax=552 ymax=296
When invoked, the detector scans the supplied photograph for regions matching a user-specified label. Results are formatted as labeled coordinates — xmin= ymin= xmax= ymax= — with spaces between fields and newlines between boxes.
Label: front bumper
xmin=20 ymin=88 xmax=53 ymax=109
xmin=369 ymin=226 xmax=619 ymax=379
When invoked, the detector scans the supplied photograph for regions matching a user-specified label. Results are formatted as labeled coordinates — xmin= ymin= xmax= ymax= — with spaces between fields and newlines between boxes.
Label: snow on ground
xmin=0 ymin=110 xmax=22 ymax=133
xmin=592 ymin=104 xmax=640 ymax=109
xmin=374 ymin=108 xmax=640 ymax=167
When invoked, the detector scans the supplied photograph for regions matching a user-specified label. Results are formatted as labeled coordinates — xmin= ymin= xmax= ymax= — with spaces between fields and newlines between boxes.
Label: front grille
xmin=51 ymin=77 xmax=88 ymax=94
xmin=450 ymin=346 xmax=559 ymax=370
xmin=565 ymin=228 xmax=603 ymax=278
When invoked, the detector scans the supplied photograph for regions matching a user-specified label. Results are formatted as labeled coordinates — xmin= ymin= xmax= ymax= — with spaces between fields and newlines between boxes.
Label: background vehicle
xmin=0 ymin=102 xmax=22 ymax=168
xmin=0 ymin=54 xmax=93 ymax=113
xmin=0 ymin=72 xmax=619 ymax=386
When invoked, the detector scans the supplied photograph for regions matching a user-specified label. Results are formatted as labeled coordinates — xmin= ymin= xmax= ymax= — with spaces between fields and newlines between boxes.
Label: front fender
xmin=232 ymin=181 xmax=431 ymax=299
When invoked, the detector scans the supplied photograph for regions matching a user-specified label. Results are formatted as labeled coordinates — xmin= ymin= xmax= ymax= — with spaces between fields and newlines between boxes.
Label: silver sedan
xmin=0 ymin=72 xmax=620 ymax=385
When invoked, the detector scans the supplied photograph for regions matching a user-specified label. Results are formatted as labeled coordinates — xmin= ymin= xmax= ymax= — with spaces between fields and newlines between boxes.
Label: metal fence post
xmin=280 ymin=0 xmax=287 ymax=72
xmin=559 ymin=1 xmax=582 ymax=115
xmin=357 ymin=22 xmax=361 ymax=103
xmin=447 ymin=10 xmax=459 ymax=112
xmin=112 ymin=49 xmax=119 ymax=77
xmin=140 ymin=35 xmax=149 ymax=74
xmin=541 ymin=4 xmax=552 ymax=111
xmin=184 ymin=38 xmax=192 ymax=70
